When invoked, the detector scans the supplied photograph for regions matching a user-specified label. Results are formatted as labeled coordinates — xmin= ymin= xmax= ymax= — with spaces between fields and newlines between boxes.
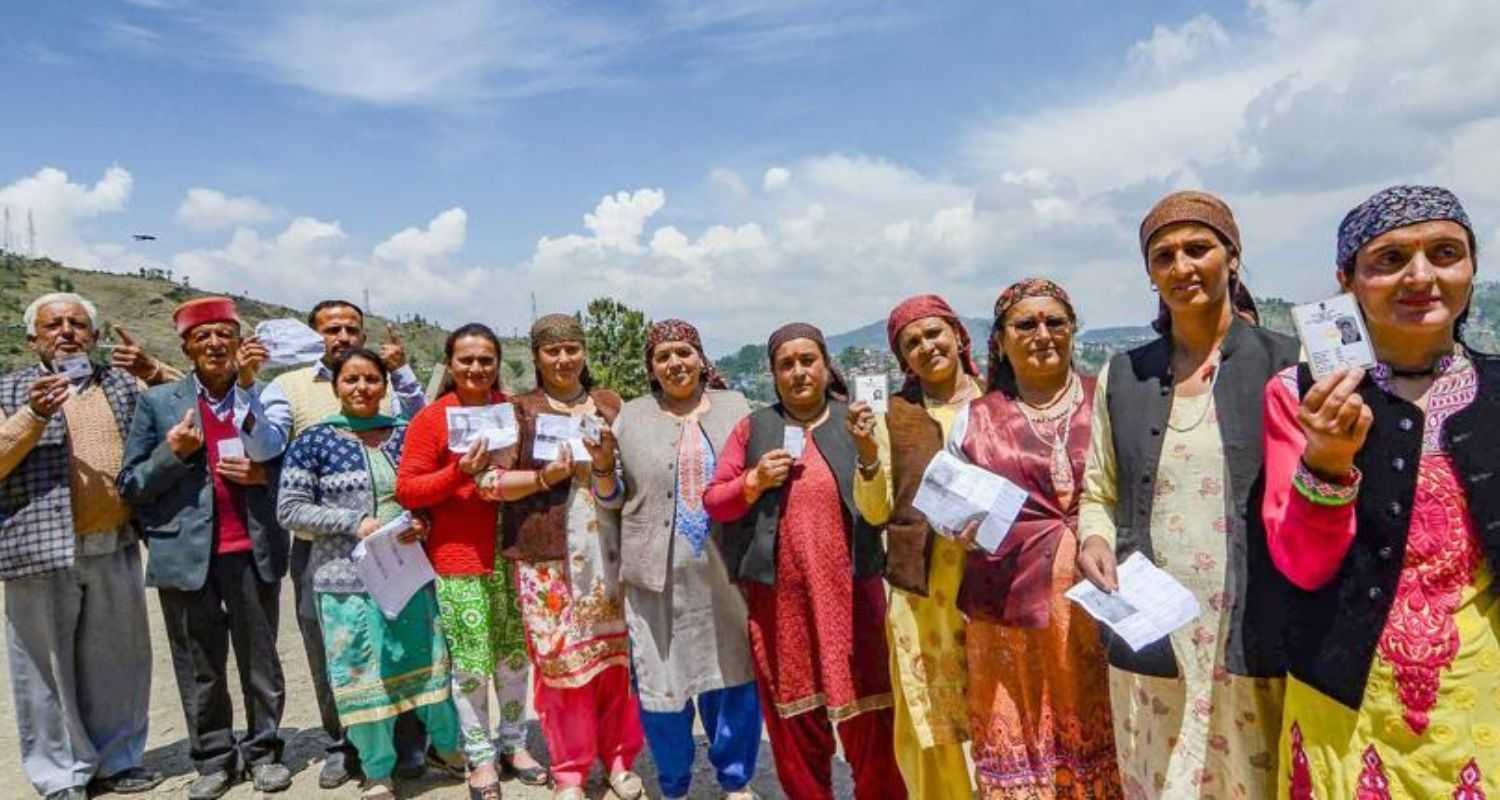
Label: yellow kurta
xmin=855 ymin=392 xmax=973 ymax=800
xmin=1078 ymin=362 xmax=1283 ymax=799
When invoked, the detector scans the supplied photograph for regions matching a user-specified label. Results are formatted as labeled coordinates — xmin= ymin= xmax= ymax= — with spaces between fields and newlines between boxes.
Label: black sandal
xmin=499 ymin=751 xmax=550 ymax=787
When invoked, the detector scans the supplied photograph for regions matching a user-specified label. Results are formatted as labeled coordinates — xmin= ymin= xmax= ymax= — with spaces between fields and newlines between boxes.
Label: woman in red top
xmin=395 ymin=324 xmax=547 ymax=800
xmin=704 ymin=323 xmax=904 ymax=800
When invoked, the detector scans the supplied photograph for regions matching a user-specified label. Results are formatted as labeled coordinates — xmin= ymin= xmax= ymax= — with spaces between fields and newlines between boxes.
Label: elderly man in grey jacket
xmin=0 ymin=292 xmax=178 ymax=800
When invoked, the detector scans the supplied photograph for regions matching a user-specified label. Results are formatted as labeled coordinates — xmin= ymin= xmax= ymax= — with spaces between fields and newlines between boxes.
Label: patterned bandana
xmin=766 ymin=322 xmax=849 ymax=401
xmin=1139 ymin=190 xmax=1242 ymax=261
xmin=529 ymin=313 xmax=594 ymax=390
xmin=529 ymin=313 xmax=586 ymax=349
xmin=990 ymin=278 xmax=1077 ymax=382
xmin=645 ymin=319 xmax=728 ymax=392
xmin=993 ymin=278 xmax=1075 ymax=325
xmin=885 ymin=294 xmax=979 ymax=395
xmin=1337 ymin=185 xmax=1474 ymax=269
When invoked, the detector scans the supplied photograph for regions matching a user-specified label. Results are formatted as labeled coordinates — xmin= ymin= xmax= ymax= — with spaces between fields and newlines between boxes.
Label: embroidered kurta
xmin=854 ymin=395 xmax=971 ymax=798
xmin=1080 ymin=362 xmax=1283 ymax=799
xmin=479 ymin=397 xmax=630 ymax=689
xmin=706 ymin=417 xmax=893 ymax=721
xmin=946 ymin=390 xmax=1121 ymax=800
xmin=1264 ymin=356 xmax=1500 ymax=798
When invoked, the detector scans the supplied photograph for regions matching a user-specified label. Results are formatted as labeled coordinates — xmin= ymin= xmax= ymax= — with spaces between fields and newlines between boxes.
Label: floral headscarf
xmin=645 ymin=318 xmax=728 ymax=393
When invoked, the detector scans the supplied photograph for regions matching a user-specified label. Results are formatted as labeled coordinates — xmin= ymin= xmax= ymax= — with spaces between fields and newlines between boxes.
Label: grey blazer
xmin=117 ymin=376 xmax=288 ymax=592
xmin=608 ymin=389 xmax=750 ymax=592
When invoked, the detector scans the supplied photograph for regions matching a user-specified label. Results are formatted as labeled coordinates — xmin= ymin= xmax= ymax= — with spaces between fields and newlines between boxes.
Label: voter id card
xmin=782 ymin=426 xmax=805 ymax=459
xmin=1291 ymin=293 xmax=1376 ymax=381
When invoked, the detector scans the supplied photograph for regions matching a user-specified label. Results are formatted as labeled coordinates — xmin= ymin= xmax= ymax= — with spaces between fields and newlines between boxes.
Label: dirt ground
xmin=0 ymin=585 xmax=858 ymax=799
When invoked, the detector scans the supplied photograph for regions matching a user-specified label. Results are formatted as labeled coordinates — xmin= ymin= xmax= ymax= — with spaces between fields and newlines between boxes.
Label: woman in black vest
xmin=1262 ymin=186 xmax=1497 ymax=797
xmin=1075 ymin=191 xmax=1297 ymax=798
xmin=704 ymin=323 xmax=904 ymax=800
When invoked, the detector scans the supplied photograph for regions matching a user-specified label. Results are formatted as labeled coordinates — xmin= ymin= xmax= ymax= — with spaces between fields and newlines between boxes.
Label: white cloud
xmin=763 ymin=166 xmax=791 ymax=192
xmin=124 ymin=0 xmax=906 ymax=109
xmin=373 ymin=207 xmax=467 ymax=266
xmin=176 ymin=188 xmax=278 ymax=230
xmin=710 ymin=168 xmax=749 ymax=197
xmin=0 ymin=166 xmax=134 ymax=269
xmin=1127 ymin=14 xmax=1229 ymax=76
xmin=963 ymin=0 xmax=1500 ymax=320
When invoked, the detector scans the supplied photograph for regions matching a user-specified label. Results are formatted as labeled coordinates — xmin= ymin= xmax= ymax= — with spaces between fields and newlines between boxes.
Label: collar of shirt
xmin=192 ymin=373 xmax=238 ymax=421
xmin=315 ymin=360 xmax=334 ymax=383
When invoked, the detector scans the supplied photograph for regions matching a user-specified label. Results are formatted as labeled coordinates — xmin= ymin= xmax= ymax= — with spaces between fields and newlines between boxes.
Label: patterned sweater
xmin=277 ymin=422 xmax=409 ymax=593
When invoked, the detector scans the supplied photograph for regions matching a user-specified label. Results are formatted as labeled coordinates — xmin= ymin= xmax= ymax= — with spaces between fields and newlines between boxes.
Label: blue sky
xmin=4 ymin=1 xmax=1498 ymax=352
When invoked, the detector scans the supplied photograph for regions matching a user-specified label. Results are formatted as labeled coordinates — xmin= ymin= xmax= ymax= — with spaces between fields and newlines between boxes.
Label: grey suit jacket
xmin=116 ymin=375 xmax=288 ymax=592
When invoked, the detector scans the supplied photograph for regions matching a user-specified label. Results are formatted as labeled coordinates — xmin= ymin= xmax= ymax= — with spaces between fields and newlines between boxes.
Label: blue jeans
xmin=638 ymin=681 xmax=762 ymax=798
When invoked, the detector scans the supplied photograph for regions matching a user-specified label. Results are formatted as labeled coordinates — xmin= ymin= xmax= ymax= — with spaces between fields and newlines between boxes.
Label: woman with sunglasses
xmin=938 ymin=280 xmax=1123 ymax=799
xmin=1076 ymin=191 xmax=1298 ymax=798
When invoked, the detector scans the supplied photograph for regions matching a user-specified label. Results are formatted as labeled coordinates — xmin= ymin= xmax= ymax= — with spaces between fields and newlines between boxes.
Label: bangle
xmin=535 ymin=470 xmax=552 ymax=491
xmin=1293 ymin=461 xmax=1361 ymax=506
xmin=591 ymin=464 xmax=614 ymax=478
xmin=857 ymin=457 xmax=879 ymax=474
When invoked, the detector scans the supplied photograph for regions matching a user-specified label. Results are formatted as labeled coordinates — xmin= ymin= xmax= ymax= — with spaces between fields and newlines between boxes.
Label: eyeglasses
xmin=1008 ymin=316 xmax=1072 ymax=335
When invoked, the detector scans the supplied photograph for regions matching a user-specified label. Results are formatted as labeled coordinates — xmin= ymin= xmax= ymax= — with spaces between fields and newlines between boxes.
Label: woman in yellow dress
xmin=849 ymin=293 xmax=980 ymax=799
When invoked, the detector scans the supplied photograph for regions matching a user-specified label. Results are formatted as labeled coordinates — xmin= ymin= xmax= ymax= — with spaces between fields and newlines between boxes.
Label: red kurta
xmin=704 ymin=417 xmax=892 ymax=721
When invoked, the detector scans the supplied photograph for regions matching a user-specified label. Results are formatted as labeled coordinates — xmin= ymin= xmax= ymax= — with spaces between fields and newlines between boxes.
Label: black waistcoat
xmin=1103 ymin=318 xmax=1299 ymax=677
xmin=718 ymin=400 xmax=886 ymax=585
xmin=1283 ymin=352 xmax=1500 ymax=709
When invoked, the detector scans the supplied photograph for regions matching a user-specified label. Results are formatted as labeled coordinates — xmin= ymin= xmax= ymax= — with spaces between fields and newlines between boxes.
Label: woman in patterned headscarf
xmin=934 ymin=280 xmax=1123 ymax=799
xmin=592 ymin=319 xmax=764 ymax=800
xmin=1262 ymin=186 xmax=1500 ymax=797
xmin=474 ymin=313 xmax=645 ymax=800
xmin=847 ymin=294 xmax=981 ymax=800
xmin=706 ymin=322 xmax=903 ymax=799
xmin=1075 ymin=191 xmax=1298 ymax=799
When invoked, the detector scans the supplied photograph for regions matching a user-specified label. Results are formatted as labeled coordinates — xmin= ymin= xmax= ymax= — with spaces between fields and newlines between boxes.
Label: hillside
xmin=0 ymin=254 xmax=537 ymax=391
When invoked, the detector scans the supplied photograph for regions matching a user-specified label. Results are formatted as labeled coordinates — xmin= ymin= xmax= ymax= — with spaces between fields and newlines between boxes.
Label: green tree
xmin=582 ymin=298 xmax=651 ymax=400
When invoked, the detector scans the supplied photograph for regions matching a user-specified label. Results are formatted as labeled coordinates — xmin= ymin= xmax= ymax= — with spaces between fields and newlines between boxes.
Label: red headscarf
xmin=885 ymin=294 xmax=980 ymax=395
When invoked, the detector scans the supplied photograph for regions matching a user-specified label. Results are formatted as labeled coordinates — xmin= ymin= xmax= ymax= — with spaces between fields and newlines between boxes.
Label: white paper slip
xmin=1291 ymin=294 xmax=1377 ymax=381
xmin=533 ymin=414 xmax=591 ymax=462
xmin=352 ymin=512 xmax=438 ymax=619
xmin=782 ymin=426 xmax=805 ymax=459
xmin=446 ymin=404 xmax=518 ymax=453
xmin=216 ymin=437 xmax=246 ymax=460
xmin=254 ymin=319 xmax=327 ymax=368
xmin=911 ymin=451 xmax=1028 ymax=553
xmin=1065 ymin=552 xmax=1201 ymax=652
xmin=975 ymin=479 xmax=1031 ymax=553
xmin=56 ymin=354 xmax=92 ymax=385
xmin=854 ymin=374 xmax=889 ymax=414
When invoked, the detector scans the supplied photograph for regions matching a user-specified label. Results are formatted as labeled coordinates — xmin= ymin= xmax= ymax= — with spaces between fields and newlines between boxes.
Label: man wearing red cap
xmin=117 ymin=297 xmax=292 ymax=799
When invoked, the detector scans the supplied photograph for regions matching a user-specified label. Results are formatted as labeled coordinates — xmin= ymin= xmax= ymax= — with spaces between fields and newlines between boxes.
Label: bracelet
xmin=1293 ymin=461 xmax=1361 ymax=507
xmin=591 ymin=464 xmax=615 ymax=478
xmin=535 ymin=470 xmax=552 ymax=491
xmin=857 ymin=457 xmax=880 ymax=474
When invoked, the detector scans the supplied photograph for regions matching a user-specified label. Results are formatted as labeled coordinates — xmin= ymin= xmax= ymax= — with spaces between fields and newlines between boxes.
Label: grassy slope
xmin=0 ymin=255 xmax=536 ymax=392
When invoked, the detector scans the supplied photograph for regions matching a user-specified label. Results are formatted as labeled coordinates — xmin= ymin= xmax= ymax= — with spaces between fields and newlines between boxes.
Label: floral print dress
xmin=1108 ymin=390 xmax=1283 ymax=800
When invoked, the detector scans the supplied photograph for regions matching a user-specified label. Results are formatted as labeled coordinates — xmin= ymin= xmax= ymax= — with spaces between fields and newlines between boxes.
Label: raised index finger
xmin=113 ymin=325 xmax=138 ymax=346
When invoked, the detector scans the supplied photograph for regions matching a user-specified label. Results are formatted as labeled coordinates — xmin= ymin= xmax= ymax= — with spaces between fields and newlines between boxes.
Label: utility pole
xmin=27 ymin=209 xmax=36 ymax=257
xmin=363 ymin=287 xmax=372 ymax=317
xmin=530 ymin=291 xmax=537 ymax=324
xmin=2 ymin=206 xmax=10 ymax=254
